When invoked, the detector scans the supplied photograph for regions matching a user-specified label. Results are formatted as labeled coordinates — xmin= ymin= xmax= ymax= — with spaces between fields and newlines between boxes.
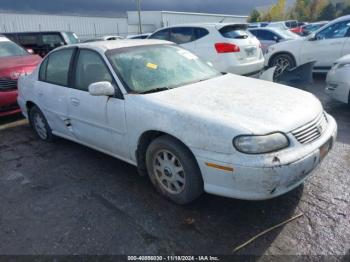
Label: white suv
xmin=148 ymin=23 xmax=264 ymax=76
xmin=265 ymin=15 xmax=350 ymax=77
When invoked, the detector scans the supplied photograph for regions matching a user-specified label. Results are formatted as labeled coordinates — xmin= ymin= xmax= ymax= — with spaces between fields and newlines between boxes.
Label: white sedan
xmin=265 ymin=15 xmax=350 ymax=78
xmin=18 ymin=40 xmax=337 ymax=204
xmin=326 ymin=54 xmax=350 ymax=104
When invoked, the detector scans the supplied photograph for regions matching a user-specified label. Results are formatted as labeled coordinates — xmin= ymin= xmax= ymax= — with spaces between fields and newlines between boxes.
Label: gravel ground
xmin=0 ymin=75 xmax=349 ymax=257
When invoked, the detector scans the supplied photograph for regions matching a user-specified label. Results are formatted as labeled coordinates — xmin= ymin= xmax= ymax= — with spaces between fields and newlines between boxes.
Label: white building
xmin=0 ymin=11 xmax=248 ymax=40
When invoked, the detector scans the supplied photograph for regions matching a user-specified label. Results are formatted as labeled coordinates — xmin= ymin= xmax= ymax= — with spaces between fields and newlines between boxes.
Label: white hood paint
xmin=144 ymin=74 xmax=322 ymax=134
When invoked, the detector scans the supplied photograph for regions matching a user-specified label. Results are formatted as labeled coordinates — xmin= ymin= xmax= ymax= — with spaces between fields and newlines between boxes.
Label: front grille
xmin=292 ymin=113 xmax=328 ymax=144
xmin=0 ymin=102 xmax=18 ymax=112
xmin=0 ymin=78 xmax=17 ymax=91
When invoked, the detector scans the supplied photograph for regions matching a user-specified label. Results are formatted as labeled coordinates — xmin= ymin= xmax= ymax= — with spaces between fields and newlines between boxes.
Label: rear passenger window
xmin=219 ymin=25 xmax=249 ymax=39
xmin=74 ymin=50 xmax=113 ymax=92
xmin=249 ymin=30 xmax=258 ymax=37
xmin=193 ymin=27 xmax=209 ymax=40
xmin=258 ymin=30 xmax=278 ymax=41
xmin=170 ymin=27 xmax=193 ymax=44
xmin=45 ymin=49 xmax=74 ymax=86
xmin=149 ymin=29 xmax=170 ymax=40
xmin=18 ymin=34 xmax=38 ymax=45
xmin=42 ymin=34 xmax=64 ymax=48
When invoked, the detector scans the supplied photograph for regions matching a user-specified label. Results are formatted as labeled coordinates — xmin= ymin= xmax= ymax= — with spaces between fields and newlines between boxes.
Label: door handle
xmin=70 ymin=98 xmax=80 ymax=106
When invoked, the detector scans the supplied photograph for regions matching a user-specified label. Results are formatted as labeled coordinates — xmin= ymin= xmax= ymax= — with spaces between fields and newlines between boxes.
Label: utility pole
xmin=136 ymin=0 xmax=142 ymax=34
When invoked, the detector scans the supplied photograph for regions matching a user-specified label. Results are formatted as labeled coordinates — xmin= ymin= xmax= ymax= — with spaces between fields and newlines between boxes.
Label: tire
xmin=146 ymin=135 xmax=203 ymax=205
xmin=270 ymin=53 xmax=296 ymax=80
xmin=29 ymin=106 xmax=53 ymax=142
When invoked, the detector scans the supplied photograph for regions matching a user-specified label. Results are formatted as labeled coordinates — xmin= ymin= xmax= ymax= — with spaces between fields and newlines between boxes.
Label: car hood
xmin=0 ymin=55 xmax=42 ymax=75
xmin=145 ymin=74 xmax=322 ymax=134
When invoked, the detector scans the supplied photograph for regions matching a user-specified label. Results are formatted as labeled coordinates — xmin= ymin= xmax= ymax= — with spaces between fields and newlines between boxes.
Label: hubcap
xmin=153 ymin=150 xmax=185 ymax=194
xmin=273 ymin=57 xmax=291 ymax=79
xmin=33 ymin=113 xmax=47 ymax=140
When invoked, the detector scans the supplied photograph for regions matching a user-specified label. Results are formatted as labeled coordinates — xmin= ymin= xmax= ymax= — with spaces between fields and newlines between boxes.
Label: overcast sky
xmin=0 ymin=0 xmax=294 ymax=16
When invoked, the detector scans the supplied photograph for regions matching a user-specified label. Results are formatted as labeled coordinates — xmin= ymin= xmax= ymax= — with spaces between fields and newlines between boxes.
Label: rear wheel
xmin=29 ymin=106 xmax=53 ymax=141
xmin=146 ymin=135 xmax=203 ymax=204
xmin=270 ymin=53 xmax=295 ymax=80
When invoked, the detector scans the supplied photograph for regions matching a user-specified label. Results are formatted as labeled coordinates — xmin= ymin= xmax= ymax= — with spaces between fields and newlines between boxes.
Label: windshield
xmin=63 ymin=32 xmax=79 ymax=44
xmin=0 ymin=40 xmax=28 ymax=57
xmin=107 ymin=45 xmax=221 ymax=93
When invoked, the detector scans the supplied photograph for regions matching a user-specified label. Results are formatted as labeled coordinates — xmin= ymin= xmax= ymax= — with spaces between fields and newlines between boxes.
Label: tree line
xmin=249 ymin=0 xmax=350 ymax=22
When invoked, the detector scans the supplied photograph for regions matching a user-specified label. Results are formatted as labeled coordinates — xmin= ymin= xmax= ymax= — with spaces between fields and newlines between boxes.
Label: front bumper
xmin=0 ymin=89 xmax=20 ymax=117
xmin=194 ymin=114 xmax=337 ymax=200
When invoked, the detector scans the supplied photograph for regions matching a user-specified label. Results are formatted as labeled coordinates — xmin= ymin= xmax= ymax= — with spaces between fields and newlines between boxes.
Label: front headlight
xmin=332 ymin=63 xmax=350 ymax=70
xmin=233 ymin=132 xmax=289 ymax=154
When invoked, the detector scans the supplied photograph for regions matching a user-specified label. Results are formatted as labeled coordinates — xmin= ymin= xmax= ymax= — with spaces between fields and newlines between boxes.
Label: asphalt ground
xmin=0 ymin=74 xmax=349 ymax=258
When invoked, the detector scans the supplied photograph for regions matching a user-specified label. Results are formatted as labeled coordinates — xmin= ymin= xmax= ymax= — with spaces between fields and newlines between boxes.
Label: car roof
xmin=2 ymin=31 xmax=73 ymax=34
xmin=0 ymin=36 xmax=9 ymax=42
xmin=57 ymin=39 xmax=172 ymax=52
xmin=155 ymin=22 xmax=247 ymax=29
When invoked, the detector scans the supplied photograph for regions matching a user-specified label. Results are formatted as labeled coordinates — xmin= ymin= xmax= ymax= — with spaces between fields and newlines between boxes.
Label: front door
xmin=67 ymin=49 xmax=128 ymax=158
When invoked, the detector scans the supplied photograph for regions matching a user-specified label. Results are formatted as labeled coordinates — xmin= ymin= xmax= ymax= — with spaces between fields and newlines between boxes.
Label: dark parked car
xmin=0 ymin=36 xmax=41 ymax=117
xmin=2 ymin=31 xmax=79 ymax=57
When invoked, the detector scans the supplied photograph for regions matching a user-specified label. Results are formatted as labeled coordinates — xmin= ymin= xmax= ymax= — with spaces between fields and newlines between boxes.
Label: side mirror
xmin=273 ymin=36 xmax=280 ymax=43
xmin=27 ymin=48 xmax=34 ymax=54
xmin=308 ymin=33 xmax=317 ymax=41
xmin=88 ymin=81 xmax=115 ymax=96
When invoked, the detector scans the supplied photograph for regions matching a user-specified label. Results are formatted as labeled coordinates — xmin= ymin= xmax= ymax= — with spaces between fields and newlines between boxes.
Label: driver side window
xmin=316 ymin=21 xmax=350 ymax=40
xmin=74 ymin=50 xmax=113 ymax=92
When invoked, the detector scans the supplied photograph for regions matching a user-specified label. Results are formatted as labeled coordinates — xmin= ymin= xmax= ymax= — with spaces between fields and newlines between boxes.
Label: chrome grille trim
xmin=292 ymin=113 xmax=328 ymax=144
xmin=0 ymin=78 xmax=17 ymax=90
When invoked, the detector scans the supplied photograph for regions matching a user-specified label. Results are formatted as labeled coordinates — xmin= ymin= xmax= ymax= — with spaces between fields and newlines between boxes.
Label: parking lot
xmin=0 ymin=74 xmax=349 ymax=256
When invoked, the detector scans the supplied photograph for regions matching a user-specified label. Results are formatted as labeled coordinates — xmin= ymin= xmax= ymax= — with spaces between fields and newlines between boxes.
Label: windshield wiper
xmin=138 ymin=87 xmax=171 ymax=94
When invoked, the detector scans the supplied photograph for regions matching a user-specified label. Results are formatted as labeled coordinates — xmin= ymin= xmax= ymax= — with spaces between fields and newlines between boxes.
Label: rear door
xmin=300 ymin=20 xmax=350 ymax=69
xmin=35 ymin=48 xmax=75 ymax=137
xmin=67 ymin=48 xmax=128 ymax=157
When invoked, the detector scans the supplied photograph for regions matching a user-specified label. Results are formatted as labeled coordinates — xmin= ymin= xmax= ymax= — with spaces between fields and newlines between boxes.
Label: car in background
xmin=267 ymin=20 xmax=299 ymax=30
xmin=290 ymin=22 xmax=308 ymax=35
xmin=0 ymin=36 xmax=41 ymax=117
xmin=127 ymin=33 xmax=151 ymax=39
xmin=148 ymin=23 xmax=264 ymax=76
xmin=248 ymin=22 xmax=270 ymax=28
xmin=325 ymin=54 xmax=350 ymax=105
xmin=301 ymin=21 xmax=329 ymax=36
xmin=249 ymin=27 xmax=300 ymax=54
xmin=3 ymin=31 xmax=79 ymax=57
xmin=84 ymin=35 xmax=124 ymax=43
xmin=265 ymin=15 xmax=350 ymax=78
xmin=18 ymin=40 xmax=336 ymax=204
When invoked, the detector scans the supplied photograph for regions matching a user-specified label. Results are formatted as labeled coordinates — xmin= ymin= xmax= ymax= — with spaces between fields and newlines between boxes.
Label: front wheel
xmin=146 ymin=136 xmax=203 ymax=205
xmin=29 ymin=106 xmax=53 ymax=142
xmin=270 ymin=53 xmax=295 ymax=80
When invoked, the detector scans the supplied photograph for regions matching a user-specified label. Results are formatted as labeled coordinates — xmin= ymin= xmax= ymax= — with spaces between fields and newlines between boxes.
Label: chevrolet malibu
xmin=18 ymin=40 xmax=337 ymax=204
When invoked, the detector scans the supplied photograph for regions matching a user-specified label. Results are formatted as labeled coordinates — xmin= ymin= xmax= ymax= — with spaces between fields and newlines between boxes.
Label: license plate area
xmin=245 ymin=47 xmax=256 ymax=57
xmin=319 ymin=138 xmax=333 ymax=161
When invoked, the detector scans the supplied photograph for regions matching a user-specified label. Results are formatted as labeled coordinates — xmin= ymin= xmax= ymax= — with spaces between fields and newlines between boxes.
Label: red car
xmin=0 ymin=36 xmax=41 ymax=117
